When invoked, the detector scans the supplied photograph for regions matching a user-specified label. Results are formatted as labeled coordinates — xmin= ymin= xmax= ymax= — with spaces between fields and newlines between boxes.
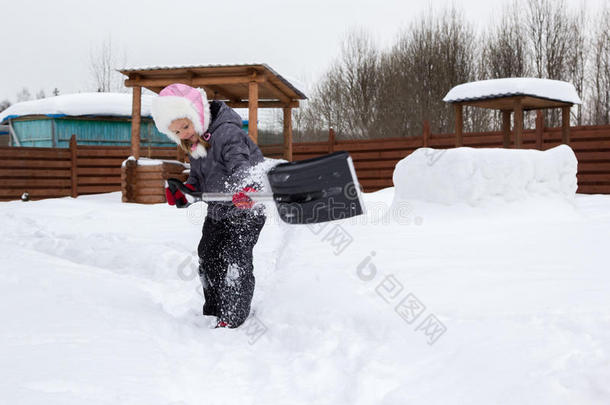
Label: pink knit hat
xmin=151 ymin=83 xmax=211 ymax=145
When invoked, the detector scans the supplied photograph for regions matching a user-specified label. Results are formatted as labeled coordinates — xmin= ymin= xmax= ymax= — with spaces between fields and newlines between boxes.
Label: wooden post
xmin=131 ymin=86 xmax=142 ymax=160
xmin=70 ymin=134 xmax=78 ymax=198
xmin=502 ymin=111 xmax=511 ymax=148
xmin=51 ymin=120 xmax=57 ymax=148
xmin=124 ymin=159 xmax=137 ymax=203
xmin=248 ymin=79 xmax=259 ymax=144
xmin=562 ymin=106 xmax=571 ymax=144
xmin=8 ymin=119 xmax=21 ymax=147
xmin=283 ymin=107 xmax=293 ymax=161
xmin=422 ymin=120 xmax=430 ymax=147
xmin=535 ymin=110 xmax=544 ymax=150
xmin=455 ymin=104 xmax=463 ymax=147
xmin=328 ymin=128 xmax=335 ymax=153
xmin=513 ymin=99 xmax=523 ymax=149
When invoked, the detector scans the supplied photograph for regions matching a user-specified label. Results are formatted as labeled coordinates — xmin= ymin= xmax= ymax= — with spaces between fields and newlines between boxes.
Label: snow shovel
xmin=166 ymin=151 xmax=365 ymax=224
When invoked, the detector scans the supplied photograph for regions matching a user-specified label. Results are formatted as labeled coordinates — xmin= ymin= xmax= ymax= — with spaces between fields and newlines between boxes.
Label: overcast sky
xmin=0 ymin=0 xmax=604 ymax=103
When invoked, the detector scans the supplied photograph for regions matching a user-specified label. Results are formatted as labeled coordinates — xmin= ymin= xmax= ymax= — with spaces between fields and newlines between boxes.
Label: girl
xmin=151 ymin=83 xmax=266 ymax=328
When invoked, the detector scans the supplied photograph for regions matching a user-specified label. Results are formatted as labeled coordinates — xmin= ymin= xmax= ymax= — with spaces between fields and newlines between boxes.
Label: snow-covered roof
xmin=443 ymin=78 xmax=581 ymax=105
xmin=118 ymin=63 xmax=308 ymax=100
xmin=0 ymin=93 xmax=154 ymax=124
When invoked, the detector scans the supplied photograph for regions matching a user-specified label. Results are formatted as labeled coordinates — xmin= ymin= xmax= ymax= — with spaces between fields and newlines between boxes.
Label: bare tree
xmin=482 ymin=2 xmax=529 ymax=79
xmin=0 ymin=100 xmax=10 ymax=113
xmin=478 ymin=2 xmax=531 ymax=131
xmin=524 ymin=0 xmax=587 ymax=125
xmin=380 ymin=7 xmax=477 ymax=135
xmin=588 ymin=6 xmax=610 ymax=124
xmin=300 ymin=1 xmax=603 ymax=139
xmin=90 ymin=37 xmax=127 ymax=93
xmin=16 ymin=87 xmax=31 ymax=102
xmin=336 ymin=30 xmax=380 ymax=138
xmin=300 ymin=31 xmax=381 ymax=140
xmin=565 ymin=6 xmax=588 ymax=125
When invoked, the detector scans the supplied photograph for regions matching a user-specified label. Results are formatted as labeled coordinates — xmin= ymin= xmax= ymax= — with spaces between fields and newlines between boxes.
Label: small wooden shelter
xmin=119 ymin=64 xmax=307 ymax=161
xmin=443 ymin=78 xmax=582 ymax=148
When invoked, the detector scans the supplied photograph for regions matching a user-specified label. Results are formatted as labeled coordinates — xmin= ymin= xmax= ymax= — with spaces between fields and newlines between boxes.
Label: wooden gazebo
xmin=443 ymin=78 xmax=582 ymax=148
xmin=119 ymin=64 xmax=307 ymax=161
xmin=118 ymin=64 xmax=306 ymax=204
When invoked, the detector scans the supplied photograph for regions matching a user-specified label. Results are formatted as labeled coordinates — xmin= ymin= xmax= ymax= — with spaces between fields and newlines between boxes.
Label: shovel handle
xmin=166 ymin=178 xmax=335 ymax=204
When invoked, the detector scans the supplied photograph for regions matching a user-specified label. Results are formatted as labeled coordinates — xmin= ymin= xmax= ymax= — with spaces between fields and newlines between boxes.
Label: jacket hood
xmin=208 ymin=101 xmax=244 ymax=135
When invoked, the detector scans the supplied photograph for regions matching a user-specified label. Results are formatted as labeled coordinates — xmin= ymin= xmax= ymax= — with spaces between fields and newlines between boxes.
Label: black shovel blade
xmin=267 ymin=151 xmax=364 ymax=224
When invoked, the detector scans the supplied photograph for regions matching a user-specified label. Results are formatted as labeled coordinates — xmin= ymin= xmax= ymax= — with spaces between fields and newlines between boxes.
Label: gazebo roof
xmin=118 ymin=63 xmax=307 ymax=108
xmin=443 ymin=78 xmax=581 ymax=110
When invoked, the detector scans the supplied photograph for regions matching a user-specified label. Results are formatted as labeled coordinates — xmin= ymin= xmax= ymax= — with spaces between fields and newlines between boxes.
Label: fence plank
xmin=293 ymin=144 xmax=331 ymax=154
xmin=336 ymin=138 xmax=422 ymax=152
xmin=78 ymin=158 xmax=126 ymax=167
xmin=78 ymin=185 xmax=121 ymax=194
xmin=577 ymin=173 xmax=610 ymax=182
xmin=359 ymin=178 xmax=394 ymax=189
xmin=577 ymin=184 xmax=610 ymax=194
xmin=260 ymin=145 xmax=286 ymax=155
xmin=77 ymin=149 xmax=131 ymax=158
xmin=578 ymin=162 xmax=610 ymax=172
xmin=354 ymin=160 xmax=400 ymax=170
xmin=350 ymin=150 xmax=413 ymax=160
xmin=575 ymin=151 xmax=610 ymax=161
xmin=0 ymin=178 xmax=72 ymax=187
xmin=0 ymin=149 xmax=70 ymax=159
xmin=293 ymin=153 xmax=327 ymax=161
xmin=0 ymin=160 xmax=71 ymax=169
xmin=0 ymin=188 xmax=71 ymax=198
xmin=0 ymin=168 xmax=71 ymax=178
xmin=77 ymin=167 xmax=122 ymax=176
xmin=569 ymin=140 xmax=610 ymax=151
xmin=356 ymin=169 xmax=394 ymax=179
xmin=77 ymin=177 xmax=122 ymax=185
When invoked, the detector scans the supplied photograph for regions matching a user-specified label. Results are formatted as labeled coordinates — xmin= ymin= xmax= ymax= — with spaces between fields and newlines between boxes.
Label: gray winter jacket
xmin=186 ymin=101 xmax=265 ymax=220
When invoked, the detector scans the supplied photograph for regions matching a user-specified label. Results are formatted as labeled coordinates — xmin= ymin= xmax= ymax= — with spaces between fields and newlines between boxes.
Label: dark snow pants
xmin=197 ymin=209 xmax=266 ymax=327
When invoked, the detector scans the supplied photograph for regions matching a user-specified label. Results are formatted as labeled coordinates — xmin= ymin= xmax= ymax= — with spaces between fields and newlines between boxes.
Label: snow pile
xmin=392 ymin=145 xmax=578 ymax=206
xmin=0 ymin=93 xmax=154 ymax=124
xmin=120 ymin=156 xmax=189 ymax=168
xmin=443 ymin=78 xmax=582 ymax=104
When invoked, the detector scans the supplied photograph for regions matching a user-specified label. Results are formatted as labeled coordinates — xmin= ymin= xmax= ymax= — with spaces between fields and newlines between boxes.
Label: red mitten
xmin=232 ymin=187 xmax=257 ymax=209
xmin=165 ymin=183 xmax=196 ymax=206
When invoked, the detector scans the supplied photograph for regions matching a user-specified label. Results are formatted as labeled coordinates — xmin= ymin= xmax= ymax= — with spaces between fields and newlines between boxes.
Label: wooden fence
xmin=261 ymin=124 xmax=610 ymax=194
xmin=1 ymin=125 xmax=609 ymax=202
xmin=0 ymin=135 xmax=181 ymax=201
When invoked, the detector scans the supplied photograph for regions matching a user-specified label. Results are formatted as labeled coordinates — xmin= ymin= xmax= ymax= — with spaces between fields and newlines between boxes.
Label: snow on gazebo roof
xmin=443 ymin=78 xmax=581 ymax=105
xmin=0 ymin=93 xmax=154 ymax=124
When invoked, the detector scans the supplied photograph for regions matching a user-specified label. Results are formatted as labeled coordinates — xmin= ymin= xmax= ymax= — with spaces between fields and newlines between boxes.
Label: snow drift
xmin=1 ymin=184 xmax=610 ymax=403
xmin=392 ymin=145 xmax=578 ymax=206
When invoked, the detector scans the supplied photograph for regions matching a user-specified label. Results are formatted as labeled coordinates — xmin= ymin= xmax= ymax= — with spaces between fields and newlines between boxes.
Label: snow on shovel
xmin=166 ymin=151 xmax=365 ymax=224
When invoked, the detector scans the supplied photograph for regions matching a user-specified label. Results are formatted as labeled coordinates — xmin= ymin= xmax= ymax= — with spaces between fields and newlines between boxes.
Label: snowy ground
xmin=1 ymin=188 xmax=610 ymax=404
